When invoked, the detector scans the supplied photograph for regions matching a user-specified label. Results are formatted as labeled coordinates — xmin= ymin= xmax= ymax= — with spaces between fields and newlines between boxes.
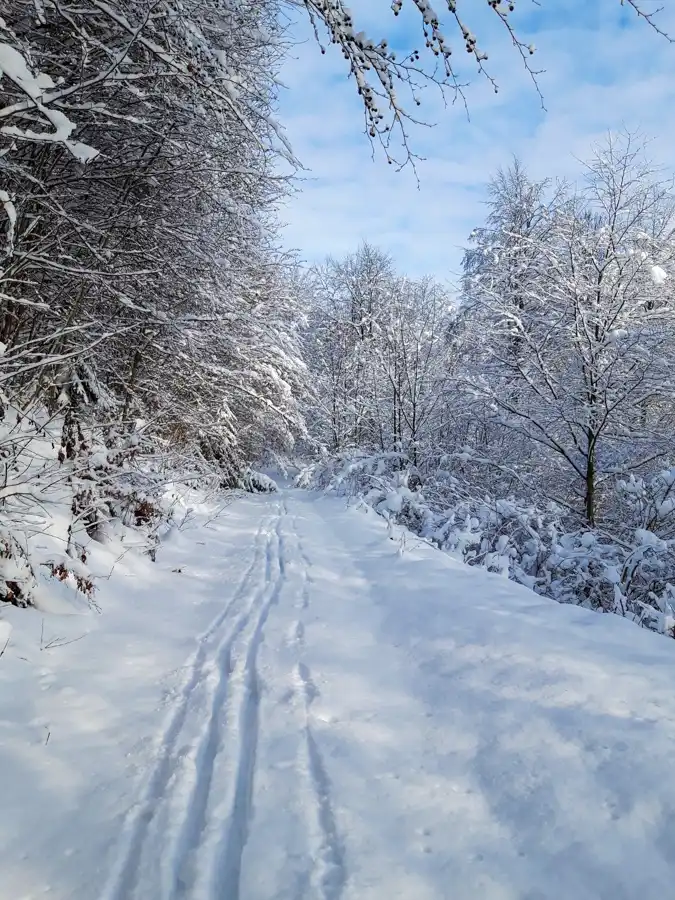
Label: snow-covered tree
xmin=462 ymin=134 xmax=675 ymax=525
xmin=0 ymin=0 xmax=307 ymax=606
xmin=304 ymin=243 xmax=451 ymax=462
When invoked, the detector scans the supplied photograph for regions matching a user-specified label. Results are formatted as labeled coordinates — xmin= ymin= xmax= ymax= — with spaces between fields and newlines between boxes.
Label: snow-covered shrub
xmin=238 ymin=469 xmax=278 ymax=493
xmin=298 ymin=451 xmax=408 ymax=494
xmin=0 ymin=398 xmax=189 ymax=609
xmin=300 ymin=451 xmax=675 ymax=637
xmin=0 ymin=528 xmax=36 ymax=608
xmin=544 ymin=530 xmax=675 ymax=634
xmin=0 ymin=404 xmax=97 ymax=608
xmin=431 ymin=494 xmax=561 ymax=582
xmin=615 ymin=469 xmax=675 ymax=540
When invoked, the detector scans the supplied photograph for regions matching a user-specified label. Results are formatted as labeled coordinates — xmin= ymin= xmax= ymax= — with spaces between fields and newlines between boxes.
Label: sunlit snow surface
xmin=2 ymin=486 xmax=675 ymax=899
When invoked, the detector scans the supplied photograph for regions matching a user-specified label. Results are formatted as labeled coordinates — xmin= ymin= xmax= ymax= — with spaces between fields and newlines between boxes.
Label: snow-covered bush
xmin=0 ymin=398 xmax=193 ymax=609
xmin=300 ymin=452 xmax=675 ymax=637
xmin=0 ymin=404 xmax=96 ymax=608
xmin=238 ymin=469 xmax=278 ymax=494
xmin=544 ymin=529 xmax=675 ymax=634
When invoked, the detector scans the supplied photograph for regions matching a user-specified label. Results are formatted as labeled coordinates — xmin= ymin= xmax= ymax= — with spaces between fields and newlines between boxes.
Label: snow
xmin=651 ymin=264 xmax=668 ymax=285
xmin=0 ymin=188 xmax=16 ymax=256
xmin=3 ymin=486 xmax=675 ymax=898
xmin=0 ymin=41 xmax=99 ymax=162
xmin=0 ymin=41 xmax=56 ymax=97
xmin=0 ymin=617 xmax=11 ymax=649
xmin=384 ymin=489 xmax=404 ymax=513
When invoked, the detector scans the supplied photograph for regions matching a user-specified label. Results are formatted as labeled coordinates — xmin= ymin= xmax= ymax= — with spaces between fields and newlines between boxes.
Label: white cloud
xmin=278 ymin=1 xmax=675 ymax=281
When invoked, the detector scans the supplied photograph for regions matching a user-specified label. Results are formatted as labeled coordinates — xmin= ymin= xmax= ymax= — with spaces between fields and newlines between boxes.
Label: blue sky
xmin=277 ymin=0 xmax=675 ymax=282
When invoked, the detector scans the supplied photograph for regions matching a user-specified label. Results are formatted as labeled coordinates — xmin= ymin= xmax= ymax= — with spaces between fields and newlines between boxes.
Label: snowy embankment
xmin=299 ymin=453 xmax=675 ymax=637
xmin=2 ymin=486 xmax=675 ymax=899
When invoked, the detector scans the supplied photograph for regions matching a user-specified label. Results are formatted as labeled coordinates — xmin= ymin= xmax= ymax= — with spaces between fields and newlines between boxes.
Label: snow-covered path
xmin=3 ymin=488 xmax=675 ymax=900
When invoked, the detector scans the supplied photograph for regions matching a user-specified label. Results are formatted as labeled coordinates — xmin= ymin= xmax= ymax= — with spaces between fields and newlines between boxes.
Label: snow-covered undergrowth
xmin=0 ymin=403 xmax=189 ymax=610
xmin=0 ymin=400 xmax=276 ymax=613
xmin=237 ymin=468 xmax=279 ymax=494
xmin=299 ymin=453 xmax=675 ymax=637
xmin=0 ymin=408 xmax=282 ymax=614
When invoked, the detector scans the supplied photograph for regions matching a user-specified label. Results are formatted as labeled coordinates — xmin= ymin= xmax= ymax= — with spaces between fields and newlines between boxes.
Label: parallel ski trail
xmin=99 ymin=513 xmax=274 ymax=900
xmin=102 ymin=496 xmax=345 ymax=900
xmin=192 ymin=502 xmax=288 ymax=900
xmin=165 ymin=520 xmax=280 ymax=899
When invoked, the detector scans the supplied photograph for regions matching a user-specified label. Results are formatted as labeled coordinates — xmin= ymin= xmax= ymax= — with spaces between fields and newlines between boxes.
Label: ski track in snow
xmin=292 ymin=514 xmax=346 ymax=900
xmin=294 ymin=658 xmax=346 ymax=900
xmin=100 ymin=501 xmax=290 ymax=900
xmin=203 ymin=502 xmax=287 ymax=900
xmin=294 ymin=513 xmax=313 ymax=613
xmin=100 ymin=496 xmax=344 ymax=900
